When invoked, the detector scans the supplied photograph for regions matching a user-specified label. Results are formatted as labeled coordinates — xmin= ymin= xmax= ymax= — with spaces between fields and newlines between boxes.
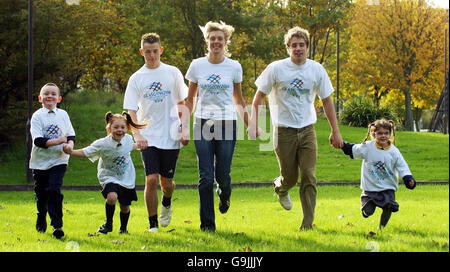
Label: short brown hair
xmin=284 ymin=26 xmax=310 ymax=53
xmin=141 ymin=33 xmax=161 ymax=48
xmin=39 ymin=82 xmax=60 ymax=96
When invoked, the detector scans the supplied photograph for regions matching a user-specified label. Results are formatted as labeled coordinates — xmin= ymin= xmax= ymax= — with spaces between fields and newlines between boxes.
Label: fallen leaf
xmin=338 ymin=215 xmax=344 ymax=220
xmin=0 ymin=205 xmax=5 ymax=209
xmin=240 ymin=246 xmax=252 ymax=252
xmin=141 ymin=245 xmax=146 ymax=250
xmin=88 ymin=233 xmax=99 ymax=237
xmin=365 ymin=231 xmax=376 ymax=238
xmin=167 ymin=228 xmax=175 ymax=232
xmin=184 ymin=220 xmax=192 ymax=224
xmin=111 ymin=240 xmax=124 ymax=244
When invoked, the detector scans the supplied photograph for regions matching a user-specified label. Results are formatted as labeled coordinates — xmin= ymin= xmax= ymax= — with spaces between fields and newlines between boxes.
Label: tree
xmin=345 ymin=0 xmax=448 ymax=131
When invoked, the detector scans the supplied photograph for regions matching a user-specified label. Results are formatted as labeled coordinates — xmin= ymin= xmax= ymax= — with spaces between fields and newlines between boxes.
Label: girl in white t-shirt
xmin=184 ymin=21 xmax=254 ymax=232
xmin=68 ymin=112 xmax=147 ymax=234
xmin=341 ymin=119 xmax=416 ymax=230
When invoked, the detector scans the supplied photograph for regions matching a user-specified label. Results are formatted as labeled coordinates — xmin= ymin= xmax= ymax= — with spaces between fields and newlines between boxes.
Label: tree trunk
xmin=403 ymin=89 xmax=414 ymax=131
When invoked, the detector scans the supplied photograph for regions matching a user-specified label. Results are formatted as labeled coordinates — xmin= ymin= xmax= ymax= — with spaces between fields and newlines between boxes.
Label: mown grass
xmin=0 ymin=90 xmax=448 ymax=185
xmin=0 ymin=185 xmax=448 ymax=252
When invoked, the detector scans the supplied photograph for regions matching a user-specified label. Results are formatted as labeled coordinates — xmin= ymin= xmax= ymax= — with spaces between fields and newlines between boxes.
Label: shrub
xmin=340 ymin=98 xmax=396 ymax=128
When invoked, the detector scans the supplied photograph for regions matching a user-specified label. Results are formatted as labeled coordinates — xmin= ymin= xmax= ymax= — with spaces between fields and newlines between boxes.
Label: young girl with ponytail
xmin=341 ymin=119 xmax=416 ymax=230
xmin=67 ymin=112 xmax=147 ymax=234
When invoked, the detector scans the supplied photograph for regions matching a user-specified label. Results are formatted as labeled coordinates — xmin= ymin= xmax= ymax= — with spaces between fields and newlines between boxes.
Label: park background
xmin=0 ymin=0 xmax=448 ymax=253
xmin=0 ymin=0 xmax=449 ymax=185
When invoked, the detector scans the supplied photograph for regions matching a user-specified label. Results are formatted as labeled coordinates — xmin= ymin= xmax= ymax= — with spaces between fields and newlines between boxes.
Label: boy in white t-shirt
xmin=249 ymin=27 xmax=343 ymax=231
xmin=29 ymin=83 xmax=76 ymax=239
xmin=123 ymin=33 xmax=188 ymax=232
xmin=67 ymin=112 xmax=147 ymax=234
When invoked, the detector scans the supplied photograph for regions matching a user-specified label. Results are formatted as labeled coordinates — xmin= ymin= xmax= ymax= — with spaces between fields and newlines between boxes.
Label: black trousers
xmin=33 ymin=164 xmax=66 ymax=228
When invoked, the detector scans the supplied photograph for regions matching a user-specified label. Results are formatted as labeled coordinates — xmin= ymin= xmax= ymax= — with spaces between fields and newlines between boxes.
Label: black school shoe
xmin=36 ymin=216 xmax=47 ymax=233
xmin=97 ymin=222 xmax=113 ymax=234
xmin=52 ymin=228 xmax=65 ymax=239
xmin=219 ymin=197 xmax=230 ymax=214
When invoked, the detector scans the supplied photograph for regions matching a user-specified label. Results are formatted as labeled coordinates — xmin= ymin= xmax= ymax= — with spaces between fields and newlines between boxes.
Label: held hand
xmin=247 ymin=125 xmax=263 ymax=140
xmin=62 ymin=142 xmax=73 ymax=154
xmin=329 ymin=131 xmax=344 ymax=149
xmin=179 ymin=125 xmax=190 ymax=146
xmin=133 ymin=133 xmax=148 ymax=150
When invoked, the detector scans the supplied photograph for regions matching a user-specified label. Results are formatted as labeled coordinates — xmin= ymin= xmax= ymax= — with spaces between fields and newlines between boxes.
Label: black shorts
xmin=140 ymin=146 xmax=180 ymax=178
xmin=101 ymin=183 xmax=138 ymax=206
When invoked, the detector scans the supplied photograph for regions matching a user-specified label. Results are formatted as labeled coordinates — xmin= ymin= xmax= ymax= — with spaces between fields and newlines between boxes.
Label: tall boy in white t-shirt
xmin=29 ymin=83 xmax=76 ymax=239
xmin=249 ymin=27 xmax=343 ymax=231
xmin=123 ymin=33 xmax=188 ymax=232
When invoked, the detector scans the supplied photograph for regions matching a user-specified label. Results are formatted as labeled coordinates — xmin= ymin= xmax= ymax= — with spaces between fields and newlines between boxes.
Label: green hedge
xmin=340 ymin=98 xmax=396 ymax=128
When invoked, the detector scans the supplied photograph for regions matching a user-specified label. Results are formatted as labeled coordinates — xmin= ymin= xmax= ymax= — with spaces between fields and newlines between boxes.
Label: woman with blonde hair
xmin=183 ymin=21 xmax=252 ymax=232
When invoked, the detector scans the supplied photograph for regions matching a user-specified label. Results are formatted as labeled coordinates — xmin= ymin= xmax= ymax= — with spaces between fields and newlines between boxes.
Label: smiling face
xmin=207 ymin=30 xmax=226 ymax=56
xmin=287 ymin=36 xmax=309 ymax=65
xmin=140 ymin=42 xmax=163 ymax=69
xmin=38 ymin=85 xmax=61 ymax=110
xmin=108 ymin=118 xmax=128 ymax=142
xmin=372 ymin=127 xmax=391 ymax=147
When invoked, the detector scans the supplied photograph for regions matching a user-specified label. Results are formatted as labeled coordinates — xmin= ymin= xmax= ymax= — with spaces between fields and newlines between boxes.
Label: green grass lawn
xmin=0 ymin=185 xmax=448 ymax=252
xmin=0 ymin=91 xmax=448 ymax=186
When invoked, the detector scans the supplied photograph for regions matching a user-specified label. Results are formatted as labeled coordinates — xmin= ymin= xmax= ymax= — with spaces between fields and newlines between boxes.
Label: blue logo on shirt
xmin=370 ymin=161 xmax=394 ymax=181
xmin=199 ymin=74 xmax=230 ymax=95
xmin=282 ymin=78 xmax=310 ymax=98
xmin=44 ymin=124 xmax=61 ymax=139
xmin=112 ymin=156 xmax=128 ymax=175
xmin=143 ymin=82 xmax=170 ymax=103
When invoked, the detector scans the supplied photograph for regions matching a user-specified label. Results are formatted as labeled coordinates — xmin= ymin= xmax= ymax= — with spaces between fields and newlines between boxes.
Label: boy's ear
xmin=38 ymin=95 xmax=43 ymax=102
xmin=58 ymin=96 xmax=62 ymax=103
xmin=160 ymin=46 xmax=164 ymax=54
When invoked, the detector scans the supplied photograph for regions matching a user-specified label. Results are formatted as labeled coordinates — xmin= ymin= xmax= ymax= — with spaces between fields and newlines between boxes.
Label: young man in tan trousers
xmin=248 ymin=26 xmax=343 ymax=230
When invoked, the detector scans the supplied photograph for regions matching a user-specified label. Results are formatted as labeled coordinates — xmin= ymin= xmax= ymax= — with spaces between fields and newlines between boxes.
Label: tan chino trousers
xmin=273 ymin=125 xmax=318 ymax=229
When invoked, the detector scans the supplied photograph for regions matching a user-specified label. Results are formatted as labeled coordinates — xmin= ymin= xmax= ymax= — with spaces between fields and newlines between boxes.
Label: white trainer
xmin=149 ymin=227 xmax=159 ymax=233
xmin=159 ymin=205 xmax=173 ymax=227
xmin=277 ymin=193 xmax=293 ymax=210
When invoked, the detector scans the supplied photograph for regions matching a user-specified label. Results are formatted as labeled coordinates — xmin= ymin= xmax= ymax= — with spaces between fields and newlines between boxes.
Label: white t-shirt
xmin=185 ymin=57 xmax=242 ymax=121
xmin=30 ymin=107 xmax=76 ymax=170
xmin=123 ymin=62 xmax=188 ymax=149
xmin=82 ymin=134 xmax=136 ymax=189
xmin=352 ymin=141 xmax=412 ymax=192
xmin=255 ymin=58 xmax=334 ymax=128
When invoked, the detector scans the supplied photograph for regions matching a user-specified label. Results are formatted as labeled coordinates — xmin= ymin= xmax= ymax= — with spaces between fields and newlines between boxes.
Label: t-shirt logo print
xmin=370 ymin=161 xmax=394 ymax=181
xmin=112 ymin=155 xmax=128 ymax=175
xmin=143 ymin=82 xmax=170 ymax=103
xmin=207 ymin=74 xmax=221 ymax=84
xmin=285 ymin=78 xmax=310 ymax=98
xmin=201 ymin=74 xmax=228 ymax=95
xmin=290 ymin=78 xmax=304 ymax=89
xmin=44 ymin=124 xmax=61 ymax=139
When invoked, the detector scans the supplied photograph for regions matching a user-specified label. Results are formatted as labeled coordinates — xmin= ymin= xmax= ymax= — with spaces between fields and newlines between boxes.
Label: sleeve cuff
xmin=341 ymin=142 xmax=354 ymax=159
xmin=34 ymin=137 xmax=49 ymax=149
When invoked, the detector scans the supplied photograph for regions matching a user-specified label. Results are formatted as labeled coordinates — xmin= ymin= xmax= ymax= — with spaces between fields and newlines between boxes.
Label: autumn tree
xmin=345 ymin=0 xmax=448 ymax=131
